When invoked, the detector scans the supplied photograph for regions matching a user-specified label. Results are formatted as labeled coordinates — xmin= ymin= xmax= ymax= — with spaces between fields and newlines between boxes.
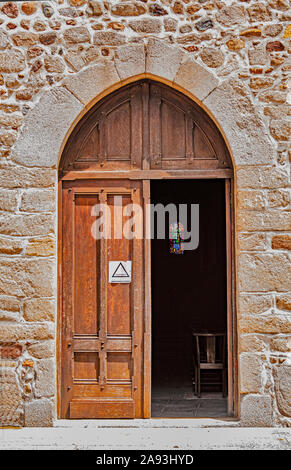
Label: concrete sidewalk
xmin=1 ymin=419 xmax=291 ymax=449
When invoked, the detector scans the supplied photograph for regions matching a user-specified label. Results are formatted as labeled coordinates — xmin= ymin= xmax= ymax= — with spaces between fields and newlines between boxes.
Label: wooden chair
xmin=192 ymin=332 xmax=227 ymax=398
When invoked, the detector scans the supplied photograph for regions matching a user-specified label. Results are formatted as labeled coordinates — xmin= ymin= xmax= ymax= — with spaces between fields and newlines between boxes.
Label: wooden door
xmin=60 ymin=179 xmax=144 ymax=418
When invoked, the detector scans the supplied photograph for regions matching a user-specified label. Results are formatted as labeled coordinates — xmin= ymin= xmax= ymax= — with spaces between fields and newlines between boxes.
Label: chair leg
xmin=222 ymin=368 xmax=227 ymax=397
xmin=197 ymin=366 xmax=201 ymax=398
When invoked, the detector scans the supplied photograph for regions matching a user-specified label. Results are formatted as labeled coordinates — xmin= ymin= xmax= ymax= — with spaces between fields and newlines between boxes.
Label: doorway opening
xmin=151 ymin=179 xmax=228 ymax=418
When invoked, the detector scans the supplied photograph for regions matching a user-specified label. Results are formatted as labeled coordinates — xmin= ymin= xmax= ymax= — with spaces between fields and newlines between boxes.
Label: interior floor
xmin=151 ymin=180 xmax=228 ymax=418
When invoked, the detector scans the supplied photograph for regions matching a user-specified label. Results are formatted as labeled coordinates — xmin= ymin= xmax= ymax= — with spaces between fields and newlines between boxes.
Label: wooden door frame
xmin=57 ymin=172 xmax=237 ymax=418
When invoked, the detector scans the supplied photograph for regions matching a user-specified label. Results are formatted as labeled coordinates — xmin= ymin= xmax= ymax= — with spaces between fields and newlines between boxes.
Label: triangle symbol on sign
xmin=112 ymin=262 xmax=130 ymax=278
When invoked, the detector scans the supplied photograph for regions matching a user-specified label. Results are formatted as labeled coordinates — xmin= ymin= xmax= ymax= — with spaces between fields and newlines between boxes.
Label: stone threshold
xmin=54 ymin=417 xmax=241 ymax=428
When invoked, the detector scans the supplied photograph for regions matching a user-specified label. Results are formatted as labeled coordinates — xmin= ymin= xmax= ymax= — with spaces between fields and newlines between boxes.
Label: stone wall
xmin=0 ymin=0 xmax=290 ymax=427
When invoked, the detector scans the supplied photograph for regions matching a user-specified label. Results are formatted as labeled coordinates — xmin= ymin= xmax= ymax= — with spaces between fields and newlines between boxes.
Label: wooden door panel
xmin=74 ymin=194 xmax=99 ymax=334
xmin=61 ymin=180 xmax=144 ymax=418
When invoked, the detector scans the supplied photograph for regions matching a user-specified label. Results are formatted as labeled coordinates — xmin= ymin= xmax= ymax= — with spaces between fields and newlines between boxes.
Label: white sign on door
xmin=109 ymin=261 xmax=132 ymax=283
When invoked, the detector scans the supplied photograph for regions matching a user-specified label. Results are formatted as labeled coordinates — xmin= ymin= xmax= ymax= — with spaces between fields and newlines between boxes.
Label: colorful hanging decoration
xmin=169 ymin=222 xmax=184 ymax=255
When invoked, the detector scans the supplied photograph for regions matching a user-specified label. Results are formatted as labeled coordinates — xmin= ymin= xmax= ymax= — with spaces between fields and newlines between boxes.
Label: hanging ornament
xmin=169 ymin=222 xmax=184 ymax=255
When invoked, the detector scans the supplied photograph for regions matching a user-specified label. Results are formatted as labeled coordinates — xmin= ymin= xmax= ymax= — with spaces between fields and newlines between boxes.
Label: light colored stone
xmin=26 ymin=237 xmax=55 ymax=257
xmin=238 ymin=294 xmax=272 ymax=316
xmin=240 ymin=315 xmax=291 ymax=334
xmin=27 ymin=341 xmax=54 ymax=359
xmin=239 ymin=253 xmax=291 ymax=292
xmin=216 ymin=4 xmax=245 ymax=27
xmin=0 ymin=189 xmax=18 ymax=212
xmin=248 ymin=44 xmax=268 ymax=65
xmin=115 ymin=44 xmax=145 ymax=80
xmin=268 ymin=189 xmax=290 ymax=208
xmin=0 ymin=51 xmax=25 ymax=73
xmin=0 ymin=258 xmax=55 ymax=297
xmin=237 ymin=190 xmax=266 ymax=211
xmin=23 ymin=298 xmax=55 ymax=322
xmin=247 ymin=3 xmax=272 ymax=22
xmin=24 ymin=398 xmax=54 ymax=427
xmin=11 ymin=32 xmax=38 ymax=47
xmin=174 ymin=57 xmax=219 ymax=101
xmin=146 ymin=38 xmax=184 ymax=81
xmin=237 ymin=209 xmax=291 ymax=231
xmin=44 ymin=55 xmax=65 ymax=74
xmin=270 ymin=120 xmax=291 ymax=141
xmin=0 ymin=367 xmax=22 ymax=426
xmin=0 ymin=31 xmax=10 ymax=50
xmin=200 ymin=47 xmax=224 ymax=68
xmin=240 ymin=395 xmax=273 ymax=427
xmin=240 ymin=353 xmax=263 ymax=393
xmin=0 ymin=324 xmax=54 ymax=342
xmin=13 ymin=88 xmax=83 ymax=168
xmin=237 ymin=233 xmax=267 ymax=251
xmin=240 ymin=335 xmax=267 ymax=353
xmin=236 ymin=166 xmax=289 ymax=189
xmin=270 ymin=336 xmax=291 ymax=352
xmin=129 ymin=18 xmax=162 ymax=33
xmin=63 ymin=26 xmax=90 ymax=44
xmin=0 ymin=213 xmax=54 ymax=236
xmin=204 ymin=79 xmax=275 ymax=166
xmin=20 ymin=189 xmax=55 ymax=212
xmin=273 ymin=365 xmax=291 ymax=417
xmin=0 ymin=167 xmax=56 ymax=189
xmin=0 ymin=295 xmax=21 ymax=321
xmin=93 ymin=31 xmax=126 ymax=46
xmin=0 ymin=237 xmax=24 ymax=255
xmin=64 ymin=61 xmax=120 ymax=106
xmin=35 ymin=358 xmax=55 ymax=398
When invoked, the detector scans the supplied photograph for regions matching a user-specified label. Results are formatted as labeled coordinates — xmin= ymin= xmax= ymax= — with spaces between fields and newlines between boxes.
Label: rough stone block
xmin=240 ymin=353 xmax=263 ymax=393
xmin=26 ymin=237 xmax=55 ymax=257
xmin=23 ymin=298 xmax=55 ymax=322
xmin=24 ymin=398 xmax=54 ymax=427
xmin=240 ymin=394 xmax=273 ymax=427
xmin=239 ymin=315 xmax=291 ymax=334
xmin=115 ymin=44 xmax=145 ymax=80
xmin=174 ymin=57 xmax=219 ymax=101
xmin=20 ymin=189 xmax=55 ymax=213
xmin=237 ymin=210 xmax=291 ymax=232
xmin=204 ymin=79 xmax=275 ymax=166
xmin=237 ymin=190 xmax=266 ymax=211
xmin=272 ymin=235 xmax=291 ymax=250
xmin=12 ymin=88 xmax=83 ymax=168
xmin=0 ymin=258 xmax=55 ymax=297
xmin=276 ymin=293 xmax=291 ymax=312
xmin=240 ymin=335 xmax=267 ymax=353
xmin=237 ymin=233 xmax=267 ymax=251
xmin=64 ymin=61 xmax=120 ymax=106
xmin=273 ymin=365 xmax=291 ymax=417
xmin=27 ymin=340 xmax=54 ymax=359
xmin=0 ymin=213 xmax=54 ymax=236
xmin=236 ymin=166 xmax=289 ymax=189
xmin=0 ymin=324 xmax=54 ymax=342
xmin=0 ymin=367 xmax=22 ymax=426
xmin=238 ymin=294 xmax=272 ymax=316
xmin=146 ymin=38 xmax=184 ymax=81
xmin=239 ymin=253 xmax=291 ymax=292
xmin=35 ymin=358 xmax=55 ymax=398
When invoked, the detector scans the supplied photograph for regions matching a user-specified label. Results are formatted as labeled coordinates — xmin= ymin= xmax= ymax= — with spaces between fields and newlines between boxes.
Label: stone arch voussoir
xmin=12 ymin=39 xmax=275 ymax=169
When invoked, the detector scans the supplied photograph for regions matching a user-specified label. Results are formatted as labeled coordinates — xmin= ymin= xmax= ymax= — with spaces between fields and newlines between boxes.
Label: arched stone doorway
xmin=58 ymin=79 xmax=235 ymax=419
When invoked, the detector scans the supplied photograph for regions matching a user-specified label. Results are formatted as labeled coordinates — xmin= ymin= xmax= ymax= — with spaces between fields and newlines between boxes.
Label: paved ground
xmin=1 ymin=419 xmax=291 ymax=450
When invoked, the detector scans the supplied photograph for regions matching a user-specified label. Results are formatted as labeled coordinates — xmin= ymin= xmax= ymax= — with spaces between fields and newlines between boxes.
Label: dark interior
xmin=151 ymin=179 xmax=228 ymax=417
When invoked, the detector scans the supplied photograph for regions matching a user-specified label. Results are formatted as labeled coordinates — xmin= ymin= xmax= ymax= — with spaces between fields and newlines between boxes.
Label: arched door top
xmin=59 ymin=80 xmax=232 ymax=176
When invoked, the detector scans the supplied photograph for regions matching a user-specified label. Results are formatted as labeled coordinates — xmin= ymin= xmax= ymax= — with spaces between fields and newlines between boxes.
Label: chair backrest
xmin=193 ymin=333 xmax=226 ymax=365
